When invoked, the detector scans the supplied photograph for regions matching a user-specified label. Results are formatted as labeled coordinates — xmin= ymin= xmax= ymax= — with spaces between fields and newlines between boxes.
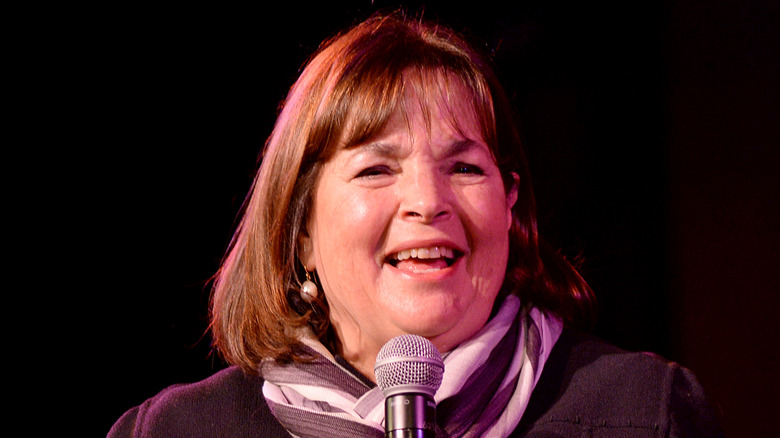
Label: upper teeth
xmin=394 ymin=246 xmax=455 ymax=261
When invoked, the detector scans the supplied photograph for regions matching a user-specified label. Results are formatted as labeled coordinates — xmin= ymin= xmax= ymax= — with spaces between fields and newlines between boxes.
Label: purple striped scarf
xmin=261 ymin=296 xmax=562 ymax=437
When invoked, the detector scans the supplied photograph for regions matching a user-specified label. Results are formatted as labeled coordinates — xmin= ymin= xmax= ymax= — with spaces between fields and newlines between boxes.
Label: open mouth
xmin=386 ymin=246 xmax=461 ymax=271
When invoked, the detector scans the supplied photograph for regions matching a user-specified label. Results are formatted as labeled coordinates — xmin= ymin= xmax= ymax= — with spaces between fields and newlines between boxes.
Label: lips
xmin=386 ymin=246 xmax=461 ymax=272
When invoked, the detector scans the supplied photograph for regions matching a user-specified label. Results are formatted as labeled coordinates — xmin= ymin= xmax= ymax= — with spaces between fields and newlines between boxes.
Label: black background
xmin=48 ymin=1 xmax=777 ymax=436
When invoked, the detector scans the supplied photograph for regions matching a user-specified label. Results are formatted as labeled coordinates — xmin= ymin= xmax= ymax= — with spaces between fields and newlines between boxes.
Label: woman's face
xmin=301 ymin=85 xmax=517 ymax=375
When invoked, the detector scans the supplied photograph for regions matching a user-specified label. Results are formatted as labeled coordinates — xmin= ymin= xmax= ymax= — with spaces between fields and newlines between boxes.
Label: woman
xmin=109 ymin=12 xmax=721 ymax=437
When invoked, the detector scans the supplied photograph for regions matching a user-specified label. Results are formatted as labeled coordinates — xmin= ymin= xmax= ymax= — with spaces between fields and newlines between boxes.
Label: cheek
xmin=316 ymin=190 xmax=379 ymax=243
xmin=463 ymin=186 xmax=513 ymax=279
xmin=311 ymin=191 xmax=393 ymax=327
xmin=464 ymin=184 xmax=513 ymax=238
xmin=310 ymin=187 xmax=390 ymax=280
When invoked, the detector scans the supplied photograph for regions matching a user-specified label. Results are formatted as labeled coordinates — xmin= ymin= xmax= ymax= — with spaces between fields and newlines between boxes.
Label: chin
xmin=393 ymin=309 xmax=485 ymax=351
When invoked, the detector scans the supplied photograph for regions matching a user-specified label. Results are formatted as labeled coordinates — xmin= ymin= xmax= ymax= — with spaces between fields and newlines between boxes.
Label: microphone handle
xmin=385 ymin=393 xmax=436 ymax=438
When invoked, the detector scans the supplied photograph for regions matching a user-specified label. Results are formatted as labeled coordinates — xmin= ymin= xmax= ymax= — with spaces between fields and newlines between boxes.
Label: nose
xmin=399 ymin=167 xmax=452 ymax=223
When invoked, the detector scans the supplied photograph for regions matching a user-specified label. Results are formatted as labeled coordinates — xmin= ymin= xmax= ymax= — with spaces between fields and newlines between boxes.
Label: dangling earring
xmin=301 ymin=270 xmax=319 ymax=303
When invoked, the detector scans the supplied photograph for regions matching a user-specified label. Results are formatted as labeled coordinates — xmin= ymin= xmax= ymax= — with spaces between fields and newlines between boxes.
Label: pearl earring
xmin=301 ymin=271 xmax=318 ymax=303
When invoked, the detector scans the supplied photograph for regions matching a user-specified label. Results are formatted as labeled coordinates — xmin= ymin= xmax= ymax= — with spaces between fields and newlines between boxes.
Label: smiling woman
xmin=109 ymin=10 xmax=722 ymax=438
xmin=299 ymin=78 xmax=518 ymax=376
xmin=209 ymin=15 xmax=595 ymax=377
xmin=207 ymin=16 xmax=572 ymax=379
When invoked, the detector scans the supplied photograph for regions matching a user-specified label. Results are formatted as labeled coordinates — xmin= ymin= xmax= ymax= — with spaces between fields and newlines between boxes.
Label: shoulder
xmin=108 ymin=366 xmax=289 ymax=438
xmin=516 ymin=329 xmax=723 ymax=437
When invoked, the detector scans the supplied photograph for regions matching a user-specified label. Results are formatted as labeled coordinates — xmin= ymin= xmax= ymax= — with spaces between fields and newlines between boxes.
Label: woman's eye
xmin=356 ymin=165 xmax=392 ymax=178
xmin=452 ymin=162 xmax=485 ymax=175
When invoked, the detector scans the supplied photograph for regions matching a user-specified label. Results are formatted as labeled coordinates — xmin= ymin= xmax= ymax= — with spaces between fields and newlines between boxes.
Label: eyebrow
xmin=347 ymin=138 xmax=480 ymax=158
xmin=348 ymin=141 xmax=398 ymax=157
xmin=445 ymin=139 xmax=479 ymax=157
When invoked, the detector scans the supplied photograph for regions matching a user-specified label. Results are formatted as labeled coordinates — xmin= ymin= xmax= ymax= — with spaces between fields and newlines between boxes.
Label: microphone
xmin=374 ymin=334 xmax=445 ymax=438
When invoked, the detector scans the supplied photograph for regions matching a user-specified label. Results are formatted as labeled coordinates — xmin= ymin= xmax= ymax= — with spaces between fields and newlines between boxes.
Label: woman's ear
xmin=506 ymin=173 xmax=519 ymax=229
xmin=298 ymin=231 xmax=316 ymax=271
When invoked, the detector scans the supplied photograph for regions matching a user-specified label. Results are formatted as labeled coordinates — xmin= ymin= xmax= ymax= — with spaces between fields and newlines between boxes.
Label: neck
xmin=334 ymin=354 xmax=377 ymax=387
xmin=325 ymin=325 xmax=379 ymax=383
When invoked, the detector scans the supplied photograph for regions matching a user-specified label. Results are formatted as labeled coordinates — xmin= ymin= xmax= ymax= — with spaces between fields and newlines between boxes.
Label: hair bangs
xmin=320 ymin=68 xmax=498 ymax=174
xmin=307 ymin=17 xmax=497 ymax=163
xmin=400 ymin=67 xmax=497 ymax=154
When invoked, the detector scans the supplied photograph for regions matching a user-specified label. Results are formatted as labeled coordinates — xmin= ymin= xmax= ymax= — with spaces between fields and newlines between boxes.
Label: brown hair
xmin=210 ymin=12 xmax=596 ymax=374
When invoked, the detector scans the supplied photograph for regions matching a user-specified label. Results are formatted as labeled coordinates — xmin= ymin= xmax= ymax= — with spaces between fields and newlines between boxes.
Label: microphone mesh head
xmin=374 ymin=334 xmax=444 ymax=397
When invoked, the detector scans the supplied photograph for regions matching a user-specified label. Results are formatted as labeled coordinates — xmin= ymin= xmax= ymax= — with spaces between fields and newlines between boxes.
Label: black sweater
xmin=108 ymin=329 xmax=723 ymax=437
